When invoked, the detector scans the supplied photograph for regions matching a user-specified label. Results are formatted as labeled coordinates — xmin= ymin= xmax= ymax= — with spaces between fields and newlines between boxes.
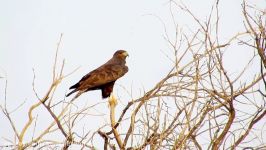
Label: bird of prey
xmin=66 ymin=50 xmax=129 ymax=98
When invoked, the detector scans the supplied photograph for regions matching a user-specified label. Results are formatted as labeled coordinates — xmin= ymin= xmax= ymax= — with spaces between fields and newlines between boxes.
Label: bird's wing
xmin=75 ymin=64 xmax=128 ymax=91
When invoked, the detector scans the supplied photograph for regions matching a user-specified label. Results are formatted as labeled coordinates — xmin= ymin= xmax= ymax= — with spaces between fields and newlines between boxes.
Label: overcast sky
xmin=0 ymin=0 xmax=265 ymax=148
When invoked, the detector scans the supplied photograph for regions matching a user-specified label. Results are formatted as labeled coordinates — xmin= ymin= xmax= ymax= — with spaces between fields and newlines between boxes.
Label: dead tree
xmin=1 ymin=1 xmax=265 ymax=150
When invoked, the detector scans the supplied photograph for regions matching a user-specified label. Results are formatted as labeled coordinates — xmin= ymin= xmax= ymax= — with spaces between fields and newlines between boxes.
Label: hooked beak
xmin=122 ymin=51 xmax=129 ymax=57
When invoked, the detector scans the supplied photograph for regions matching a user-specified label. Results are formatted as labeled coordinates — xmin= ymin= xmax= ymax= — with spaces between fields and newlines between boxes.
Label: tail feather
xmin=66 ymin=89 xmax=77 ymax=97
xmin=69 ymin=83 xmax=79 ymax=89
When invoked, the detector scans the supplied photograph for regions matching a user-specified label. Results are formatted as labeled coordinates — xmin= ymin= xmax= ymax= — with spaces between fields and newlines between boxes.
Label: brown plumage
xmin=66 ymin=50 xmax=129 ymax=98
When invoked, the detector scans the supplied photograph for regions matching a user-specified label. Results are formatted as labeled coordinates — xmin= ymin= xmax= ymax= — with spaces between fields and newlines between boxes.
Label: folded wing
xmin=66 ymin=64 xmax=128 ymax=98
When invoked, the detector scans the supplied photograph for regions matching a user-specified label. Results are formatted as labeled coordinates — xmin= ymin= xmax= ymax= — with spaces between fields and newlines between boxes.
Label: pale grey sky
xmin=0 ymin=0 xmax=265 ymax=148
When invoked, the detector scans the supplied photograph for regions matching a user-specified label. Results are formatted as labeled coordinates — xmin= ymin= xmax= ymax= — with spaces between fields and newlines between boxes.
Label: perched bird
xmin=66 ymin=50 xmax=129 ymax=98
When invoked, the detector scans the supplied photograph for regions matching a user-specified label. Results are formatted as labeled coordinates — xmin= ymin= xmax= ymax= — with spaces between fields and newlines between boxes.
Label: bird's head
xmin=113 ymin=50 xmax=129 ymax=60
